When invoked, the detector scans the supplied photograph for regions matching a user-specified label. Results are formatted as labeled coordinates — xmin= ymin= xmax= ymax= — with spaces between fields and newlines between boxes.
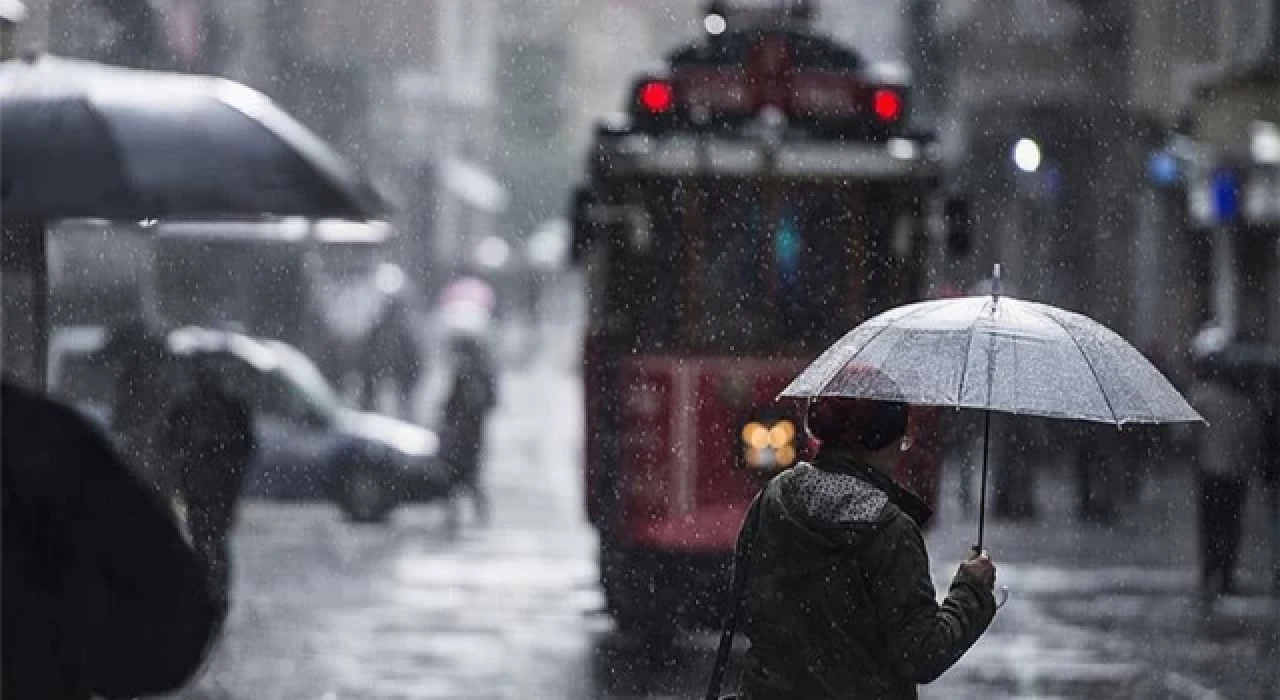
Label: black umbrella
xmin=0 ymin=54 xmax=389 ymax=389
xmin=0 ymin=53 xmax=385 ymax=221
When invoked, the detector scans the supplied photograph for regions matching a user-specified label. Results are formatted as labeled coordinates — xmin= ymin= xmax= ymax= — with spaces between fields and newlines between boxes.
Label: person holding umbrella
xmin=706 ymin=265 xmax=1204 ymax=700
xmin=731 ymin=372 xmax=998 ymax=699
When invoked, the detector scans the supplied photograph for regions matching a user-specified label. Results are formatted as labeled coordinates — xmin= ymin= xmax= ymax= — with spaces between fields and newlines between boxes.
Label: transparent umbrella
xmin=780 ymin=266 xmax=1205 ymax=549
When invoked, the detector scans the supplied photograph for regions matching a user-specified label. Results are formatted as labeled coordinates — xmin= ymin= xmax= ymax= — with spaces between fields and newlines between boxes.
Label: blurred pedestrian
xmin=160 ymin=360 xmax=257 ymax=617
xmin=736 ymin=392 xmax=997 ymax=699
xmin=1188 ymin=380 xmax=1265 ymax=597
xmin=440 ymin=334 xmax=498 ymax=528
xmin=1 ymin=0 xmax=24 ymax=60
xmin=2 ymin=379 xmax=218 ymax=699
xmin=362 ymin=298 xmax=421 ymax=418
xmin=103 ymin=317 xmax=178 ymax=495
xmin=1073 ymin=422 xmax=1121 ymax=523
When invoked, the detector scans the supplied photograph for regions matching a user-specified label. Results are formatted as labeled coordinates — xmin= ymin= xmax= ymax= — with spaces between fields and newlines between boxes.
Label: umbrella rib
xmin=954 ymin=297 xmax=994 ymax=407
xmin=1044 ymin=311 xmax=1119 ymax=424
xmin=815 ymin=323 xmax=894 ymax=396
xmin=814 ymin=303 xmax=938 ymax=397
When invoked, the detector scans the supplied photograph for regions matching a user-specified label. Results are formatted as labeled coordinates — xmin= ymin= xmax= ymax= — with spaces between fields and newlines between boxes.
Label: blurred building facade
xmin=915 ymin=0 xmax=1278 ymax=528
xmin=913 ymin=0 xmax=1280 ymax=384
xmin=1180 ymin=0 xmax=1280 ymax=588
xmin=24 ymin=0 xmax=505 ymax=298
xmin=14 ymin=0 xmax=1277 ymax=362
xmin=254 ymin=0 xmax=504 ymax=294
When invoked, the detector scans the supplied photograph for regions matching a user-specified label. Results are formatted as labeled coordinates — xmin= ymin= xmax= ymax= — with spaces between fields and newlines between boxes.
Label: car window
xmin=200 ymin=354 xmax=263 ymax=403
xmin=53 ymin=353 xmax=116 ymax=406
xmin=258 ymin=371 xmax=324 ymax=425
xmin=268 ymin=344 xmax=342 ymax=416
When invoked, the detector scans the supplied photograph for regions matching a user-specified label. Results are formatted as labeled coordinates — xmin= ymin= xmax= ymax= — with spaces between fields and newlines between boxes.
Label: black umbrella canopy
xmin=0 ymin=54 xmax=386 ymax=221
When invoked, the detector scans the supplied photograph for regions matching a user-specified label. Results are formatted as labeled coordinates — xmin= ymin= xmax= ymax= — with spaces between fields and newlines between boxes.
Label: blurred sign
xmin=1212 ymin=168 xmax=1241 ymax=223
xmin=1189 ymin=165 xmax=1280 ymax=226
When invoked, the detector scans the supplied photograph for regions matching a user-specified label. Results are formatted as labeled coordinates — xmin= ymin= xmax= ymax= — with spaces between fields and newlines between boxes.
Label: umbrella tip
xmin=992 ymin=263 xmax=1002 ymax=301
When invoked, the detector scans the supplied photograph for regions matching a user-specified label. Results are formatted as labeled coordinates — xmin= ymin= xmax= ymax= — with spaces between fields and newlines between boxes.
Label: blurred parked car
xmin=48 ymin=324 xmax=446 ymax=522
xmin=166 ymin=328 xmax=445 ymax=522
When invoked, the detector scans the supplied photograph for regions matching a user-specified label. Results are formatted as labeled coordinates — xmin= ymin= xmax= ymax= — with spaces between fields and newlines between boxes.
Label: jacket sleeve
xmin=863 ymin=510 xmax=996 ymax=684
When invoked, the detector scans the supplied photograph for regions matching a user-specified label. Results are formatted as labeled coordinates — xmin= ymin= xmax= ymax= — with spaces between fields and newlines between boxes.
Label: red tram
xmin=570 ymin=1 xmax=961 ymax=636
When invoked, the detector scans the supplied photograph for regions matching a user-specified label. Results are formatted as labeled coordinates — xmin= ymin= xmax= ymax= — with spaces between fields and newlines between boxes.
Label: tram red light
xmin=872 ymin=88 xmax=903 ymax=122
xmin=638 ymin=81 xmax=676 ymax=114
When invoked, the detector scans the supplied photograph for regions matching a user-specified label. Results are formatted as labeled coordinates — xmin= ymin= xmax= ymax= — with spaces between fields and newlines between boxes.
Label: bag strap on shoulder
xmin=704 ymin=491 xmax=765 ymax=700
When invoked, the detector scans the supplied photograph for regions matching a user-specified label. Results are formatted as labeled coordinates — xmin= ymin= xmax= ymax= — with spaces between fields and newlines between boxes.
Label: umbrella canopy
xmin=781 ymin=294 xmax=1203 ymax=425
xmin=0 ymin=53 xmax=384 ymax=221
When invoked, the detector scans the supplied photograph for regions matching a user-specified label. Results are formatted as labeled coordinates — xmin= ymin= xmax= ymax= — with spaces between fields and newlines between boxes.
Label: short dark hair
xmin=807 ymin=397 xmax=910 ymax=451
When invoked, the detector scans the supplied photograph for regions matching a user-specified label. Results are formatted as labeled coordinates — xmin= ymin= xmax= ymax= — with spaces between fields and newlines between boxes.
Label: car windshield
xmin=265 ymin=342 xmax=343 ymax=418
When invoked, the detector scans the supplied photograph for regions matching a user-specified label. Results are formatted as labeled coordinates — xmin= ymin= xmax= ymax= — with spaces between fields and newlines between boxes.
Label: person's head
xmin=804 ymin=366 xmax=911 ymax=469
xmin=806 ymin=397 xmax=910 ymax=455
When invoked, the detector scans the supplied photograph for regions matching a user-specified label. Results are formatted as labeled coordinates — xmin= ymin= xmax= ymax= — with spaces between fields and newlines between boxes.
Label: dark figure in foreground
xmin=742 ymin=396 xmax=996 ymax=699
xmin=2 ymin=380 xmax=218 ymax=699
xmin=440 ymin=335 xmax=498 ymax=527
xmin=1188 ymin=381 xmax=1263 ymax=596
xmin=160 ymin=362 xmax=257 ymax=615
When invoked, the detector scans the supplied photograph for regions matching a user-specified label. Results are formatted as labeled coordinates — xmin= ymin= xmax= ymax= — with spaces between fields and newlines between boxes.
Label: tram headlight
xmin=741 ymin=419 xmax=799 ymax=471
xmin=768 ymin=420 xmax=795 ymax=448
xmin=742 ymin=421 xmax=771 ymax=450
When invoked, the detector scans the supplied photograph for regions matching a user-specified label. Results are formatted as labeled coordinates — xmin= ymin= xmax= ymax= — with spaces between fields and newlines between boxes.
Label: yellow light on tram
xmin=742 ymin=419 xmax=800 ymax=470
xmin=777 ymin=445 xmax=796 ymax=466
xmin=768 ymin=420 xmax=795 ymax=448
xmin=742 ymin=422 xmax=771 ymax=450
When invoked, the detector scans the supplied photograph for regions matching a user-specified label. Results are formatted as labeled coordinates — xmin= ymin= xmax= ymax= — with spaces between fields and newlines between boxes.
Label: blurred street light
xmin=704 ymin=12 xmax=727 ymax=36
xmin=1250 ymin=121 xmax=1280 ymax=165
xmin=1013 ymin=138 xmax=1042 ymax=173
xmin=375 ymin=263 xmax=406 ymax=296
xmin=526 ymin=219 xmax=570 ymax=271
xmin=474 ymin=235 xmax=511 ymax=270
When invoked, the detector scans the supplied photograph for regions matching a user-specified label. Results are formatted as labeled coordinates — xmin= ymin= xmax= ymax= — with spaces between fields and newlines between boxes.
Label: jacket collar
xmin=812 ymin=446 xmax=934 ymax=527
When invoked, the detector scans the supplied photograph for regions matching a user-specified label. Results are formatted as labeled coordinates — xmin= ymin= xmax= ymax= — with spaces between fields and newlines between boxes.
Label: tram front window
xmin=687 ymin=182 xmax=856 ymax=354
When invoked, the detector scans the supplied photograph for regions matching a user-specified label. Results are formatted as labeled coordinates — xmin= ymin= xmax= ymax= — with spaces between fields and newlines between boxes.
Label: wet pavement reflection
xmin=179 ymin=356 xmax=1279 ymax=700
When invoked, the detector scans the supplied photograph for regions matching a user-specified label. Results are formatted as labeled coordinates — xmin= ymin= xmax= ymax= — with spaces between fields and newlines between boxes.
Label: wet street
xmin=183 ymin=325 xmax=1280 ymax=700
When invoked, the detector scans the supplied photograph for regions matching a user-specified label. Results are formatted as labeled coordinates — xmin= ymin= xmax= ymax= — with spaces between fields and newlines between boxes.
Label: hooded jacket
xmin=741 ymin=447 xmax=995 ymax=700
